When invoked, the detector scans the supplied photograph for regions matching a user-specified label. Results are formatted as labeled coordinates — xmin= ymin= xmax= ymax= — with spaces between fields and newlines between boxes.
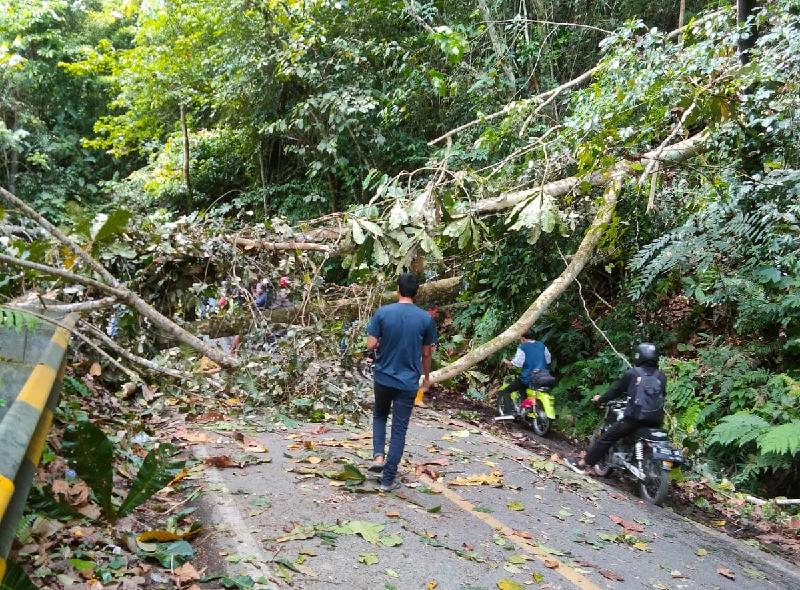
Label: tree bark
xmin=736 ymin=0 xmax=758 ymax=64
xmin=678 ymin=0 xmax=686 ymax=29
xmin=477 ymin=0 xmax=516 ymax=89
xmin=186 ymin=276 xmax=463 ymax=338
xmin=180 ymin=104 xmax=191 ymax=196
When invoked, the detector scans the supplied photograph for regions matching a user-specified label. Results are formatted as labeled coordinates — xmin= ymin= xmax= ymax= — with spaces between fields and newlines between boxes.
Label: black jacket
xmin=599 ymin=363 xmax=666 ymax=421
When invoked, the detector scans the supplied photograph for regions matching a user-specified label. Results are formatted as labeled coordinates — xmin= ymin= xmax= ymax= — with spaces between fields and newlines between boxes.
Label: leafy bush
xmin=61 ymin=421 xmax=184 ymax=522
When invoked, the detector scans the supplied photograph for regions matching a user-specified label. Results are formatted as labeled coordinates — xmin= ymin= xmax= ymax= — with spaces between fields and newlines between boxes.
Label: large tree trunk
xmin=477 ymin=0 xmax=516 ymax=89
xmin=180 ymin=104 xmax=191 ymax=196
xmin=186 ymin=275 xmax=463 ymax=338
xmin=736 ymin=0 xmax=758 ymax=64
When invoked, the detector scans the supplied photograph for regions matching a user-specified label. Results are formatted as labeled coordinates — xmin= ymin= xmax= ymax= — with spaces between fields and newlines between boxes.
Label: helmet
xmin=634 ymin=342 xmax=659 ymax=365
xmin=278 ymin=276 xmax=290 ymax=288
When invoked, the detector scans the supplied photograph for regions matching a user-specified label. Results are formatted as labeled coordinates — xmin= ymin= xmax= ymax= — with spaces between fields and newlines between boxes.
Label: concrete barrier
xmin=0 ymin=312 xmax=76 ymax=581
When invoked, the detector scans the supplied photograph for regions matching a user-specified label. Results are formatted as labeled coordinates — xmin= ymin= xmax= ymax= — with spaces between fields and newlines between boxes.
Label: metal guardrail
xmin=0 ymin=312 xmax=76 ymax=581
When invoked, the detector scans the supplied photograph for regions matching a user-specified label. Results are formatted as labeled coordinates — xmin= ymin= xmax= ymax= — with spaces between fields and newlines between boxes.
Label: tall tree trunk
xmin=736 ymin=0 xmax=758 ymax=64
xmin=678 ymin=0 xmax=686 ymax=29
xmin=327 ymin=173 xmax=339 ymax=212
xmin=477 ymin=0 xmax=516 ymax=90
xmin=180 ymin=104 xmax=191 ymax=196
xmin=8 ymin=109 xmax=17 ymax=194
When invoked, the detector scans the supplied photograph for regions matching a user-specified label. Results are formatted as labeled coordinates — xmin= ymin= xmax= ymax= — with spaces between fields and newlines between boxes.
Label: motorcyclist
xmin=496 ymin=329 xmax=553 ymax=417
xmin=565 ymin=343 xmax=666 ymax=474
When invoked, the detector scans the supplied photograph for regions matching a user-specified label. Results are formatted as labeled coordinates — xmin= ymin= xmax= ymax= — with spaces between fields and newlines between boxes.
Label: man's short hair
xmin=522 ymin=329 xmax=536 ymax=340
xmin=398 ymin=273 xmax=419 ymax=298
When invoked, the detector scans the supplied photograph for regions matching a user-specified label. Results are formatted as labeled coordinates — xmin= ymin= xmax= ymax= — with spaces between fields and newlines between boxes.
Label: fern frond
xmin=756 ymin=421 xmax=800 ymax=455
xmin=707 ymin=413 xmax=770 ymax=447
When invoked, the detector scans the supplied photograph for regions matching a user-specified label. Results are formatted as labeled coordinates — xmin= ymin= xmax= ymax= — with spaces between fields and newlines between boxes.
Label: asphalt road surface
xmin=185 ymin=408 xmax=800 ymax=590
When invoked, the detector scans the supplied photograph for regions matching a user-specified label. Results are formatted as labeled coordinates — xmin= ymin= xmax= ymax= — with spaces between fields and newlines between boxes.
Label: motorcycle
xmin=495 ymin=380 xmax=556 ymax=436
xmin=591 ymin=399 xmax=684 ymax=506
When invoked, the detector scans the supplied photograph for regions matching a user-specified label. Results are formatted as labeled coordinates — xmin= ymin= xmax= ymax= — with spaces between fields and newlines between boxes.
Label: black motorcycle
xmin=591 ymin=400 xmax=684 ymax=506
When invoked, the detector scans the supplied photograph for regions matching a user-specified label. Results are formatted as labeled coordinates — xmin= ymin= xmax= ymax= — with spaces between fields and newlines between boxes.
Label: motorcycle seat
xmin=635 ymin=427 xmax=669 ymax=441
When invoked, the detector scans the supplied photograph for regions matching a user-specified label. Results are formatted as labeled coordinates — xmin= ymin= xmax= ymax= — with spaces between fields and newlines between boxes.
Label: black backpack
xmin=630 ymin=367 xmax=665 ymax=421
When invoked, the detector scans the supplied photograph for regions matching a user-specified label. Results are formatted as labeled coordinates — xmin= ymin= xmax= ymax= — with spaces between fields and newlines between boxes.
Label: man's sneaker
xmin=368 ymin=462 xmax=384 ymax=473
xmin=564 ymin=457 xmax=586 ymax=475
xmin=378 ymin=480 xmax=402 ymax=492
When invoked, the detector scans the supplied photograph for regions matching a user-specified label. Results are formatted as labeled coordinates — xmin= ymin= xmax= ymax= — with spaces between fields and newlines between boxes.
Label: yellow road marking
xmin=0 ymin=475 xmax=14 ymax=521
xmin=52 ymin=327 xmax=70 ymax=349
xmin=25 ymin=409 xmax=54 ymax=465
xmin=16 ymin=364 xmax=56 ymax=412
xmin=420 ymin=475 xmax=603 ymax=590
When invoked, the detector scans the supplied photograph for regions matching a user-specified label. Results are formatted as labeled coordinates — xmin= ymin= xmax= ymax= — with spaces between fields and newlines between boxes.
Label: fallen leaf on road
xmin=511 ymin=530 xmax=533 ymax=539
xmin=426 ymin=581 xmax=438 ymax=589
xmin=671 ymin=570 xmax=685 ymax=578
xmin=609 ymin=514 xmax=644 ymax=533
xmin=695 ymin=547 xmax=708 ymax=557
xmin=203 ymin=455 xmax=239 ymax=468
xmin=507 ymin=502 xmax=524 ymax=511
xmin=599 ymin=569 xmax=624 ymax=581
xmin=358 ymin=553 xmax=379 ymax=565
xmin=276 ymin=526 xmax=316 ymax=543
xmin=497 ymin=579 xmax=523 ymax=590
xmin=385 ymin=569 xmax=399 ymax=578
xmin=385 ymin=511 xmax=400 ymax=518
xmin=710 ymin=519 xmax=726 ymax=528
xmin=89 ymin=362 xmax=102 ymax=376
xmin=543 ymin=558 xmax=559 ymax=569
xmin=234 ymin=432 xmax=268 ymax=453
xmin=451 ymin=471 xmax=503 ymax=486
xmin=175 ymin=429 xmax=216 ymax=444
xmin=304 ymin=456 xmax=322 ymax=464
xmin=632 ymin=541 xmax=650 ymax=552
xmin=172 ymin=563 xmax=200 ymax=584
xmin=716 ymin=567 xmax=736 ymax=580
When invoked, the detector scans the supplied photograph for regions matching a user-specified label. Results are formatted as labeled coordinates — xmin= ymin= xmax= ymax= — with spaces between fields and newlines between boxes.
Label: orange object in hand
xmin=414 ymin=388 xmax=426 ymax=407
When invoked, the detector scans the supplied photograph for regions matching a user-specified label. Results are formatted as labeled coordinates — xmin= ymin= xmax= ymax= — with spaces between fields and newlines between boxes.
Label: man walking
xmin=366 ymin=273 xmax=438 ymax=492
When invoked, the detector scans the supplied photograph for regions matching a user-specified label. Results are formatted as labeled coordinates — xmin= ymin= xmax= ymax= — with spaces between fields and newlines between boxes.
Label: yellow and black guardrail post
xmin=0 ymin=312 xmax=76 ymax=581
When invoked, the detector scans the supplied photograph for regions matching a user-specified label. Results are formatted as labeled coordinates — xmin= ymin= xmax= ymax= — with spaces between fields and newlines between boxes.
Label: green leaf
xmin=148 ymin=540 xmax=195 ymax=568
xmin=91 ymin=209 xmax=131 ymax=252
xmin=326 ymin=463 xmax=365 ymax=483
xmin=352 ymin=220 xmax=366 ymax=244
xmin=0 ymin=561 xmax=38 ymax=590
xmin=334 ymin=520 xmax=384 ymax=544
xmin=358 ymin=552 xmax=379 ymax=565
xmin=756 ymin=421 xmax=800 ymax=455
xmin=379 ymin=533 xmax=403 ymax=547
xmin=68 ymin=559 xmax=94 ymax=573
xmin=708 ymin=414 xmax=770 ymax=447
xmin=507 ymin=501 xmax=524 ymax=511
xmin=118 ymin=444 xmax=184 ymax=517
xmin=372 ymin=240 xmax=389 ymax=266
xmin=359 ymin=219 xmax=384 ymax=237
xmin=61 ymin=421 xmax=115 ymax=519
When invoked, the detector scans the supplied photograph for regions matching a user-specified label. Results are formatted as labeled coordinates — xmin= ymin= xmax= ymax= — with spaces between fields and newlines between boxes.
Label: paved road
xmin=185 ymin=408 xmax=800 ymax=590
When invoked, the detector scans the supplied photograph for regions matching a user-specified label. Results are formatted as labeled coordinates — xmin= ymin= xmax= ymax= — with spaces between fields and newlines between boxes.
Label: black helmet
xmin=634 ymin=342 xmax=659 ymax=366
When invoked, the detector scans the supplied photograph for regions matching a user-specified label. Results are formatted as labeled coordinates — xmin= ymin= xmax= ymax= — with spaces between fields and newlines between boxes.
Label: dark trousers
xmin=372 ymin=383 xmax=417 ymax=485
xmin=584 ymin=417 xmax=662 ymax=466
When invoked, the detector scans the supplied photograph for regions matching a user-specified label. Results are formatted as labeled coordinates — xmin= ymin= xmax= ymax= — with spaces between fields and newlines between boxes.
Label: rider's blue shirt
xmin=512 ymin=340 xmax=550 ymax=385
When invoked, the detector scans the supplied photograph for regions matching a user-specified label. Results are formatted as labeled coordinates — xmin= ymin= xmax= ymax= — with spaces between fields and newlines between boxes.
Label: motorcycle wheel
xmin=524 ymin=405 xmax=550 ymax=436
xmin=638 ymin=453 xmax=670 ymax=506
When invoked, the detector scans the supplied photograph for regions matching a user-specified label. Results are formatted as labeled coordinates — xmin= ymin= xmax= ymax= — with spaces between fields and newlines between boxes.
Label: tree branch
xmin=79 ymin=321 xmax=192 ymax=380
xmin=430 ymin=175 xmax=624 ymax=383
xmin=0 ymin=188 xmax=239 ymax=369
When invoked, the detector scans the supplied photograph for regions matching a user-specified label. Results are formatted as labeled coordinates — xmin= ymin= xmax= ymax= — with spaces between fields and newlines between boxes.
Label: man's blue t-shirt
xmin=519 ymin=340 xmax=548 ymax=385
xmin=367 ymin=303 xmax=438 ymax=391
